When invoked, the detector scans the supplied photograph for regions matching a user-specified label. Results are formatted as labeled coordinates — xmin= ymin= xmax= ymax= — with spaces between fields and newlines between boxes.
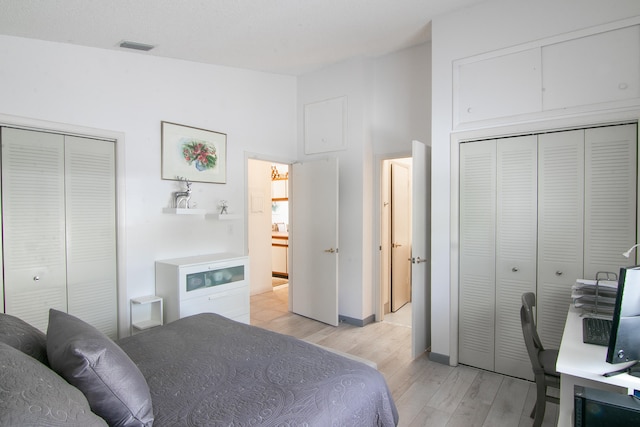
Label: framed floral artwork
xmin=161 ymin=121 xmax=227 ymax=184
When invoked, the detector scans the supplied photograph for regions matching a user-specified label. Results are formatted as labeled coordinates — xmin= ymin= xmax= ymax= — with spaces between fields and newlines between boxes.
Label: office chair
xmin=520 ymin=292 xmax=561 ymax=427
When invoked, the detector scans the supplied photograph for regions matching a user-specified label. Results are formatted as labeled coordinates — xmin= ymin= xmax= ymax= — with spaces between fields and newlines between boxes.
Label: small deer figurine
xmin=174 ymin=177 xmax=192 ymax=209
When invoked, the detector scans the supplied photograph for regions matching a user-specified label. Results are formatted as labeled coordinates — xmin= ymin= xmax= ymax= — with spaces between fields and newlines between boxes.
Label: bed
xmin=0 ymin=309 xmax=399 ymax=426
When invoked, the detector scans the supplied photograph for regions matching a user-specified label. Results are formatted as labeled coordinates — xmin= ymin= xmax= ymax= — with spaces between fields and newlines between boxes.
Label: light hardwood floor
xmin=251 ymin=286 xmax=559 ymax=427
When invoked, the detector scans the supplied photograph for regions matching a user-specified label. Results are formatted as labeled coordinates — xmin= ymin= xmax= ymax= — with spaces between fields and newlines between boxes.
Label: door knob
xmin=410 ymin=257 xmax=427 ymax=264
xmin=392 ymin=243 xmax=402 ymax=248
xmin=324 ymin=248 xmax=336 ymax=253
xmin=33 ymin=276 xmax=40 ymax=281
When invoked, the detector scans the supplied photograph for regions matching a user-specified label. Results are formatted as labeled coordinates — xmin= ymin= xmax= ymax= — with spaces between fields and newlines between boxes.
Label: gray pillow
xmin=0 ymin=312 xmax=48 ymax=365
xmin=0 ymin=341 xmax=107 ymax=426
xmin=46 ymin=309 xmax=154 ymax=427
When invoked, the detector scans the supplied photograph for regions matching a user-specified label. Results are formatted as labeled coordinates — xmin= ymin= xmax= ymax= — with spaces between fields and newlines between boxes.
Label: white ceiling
xmin=0 ymin=0 xmax=484 ymax=75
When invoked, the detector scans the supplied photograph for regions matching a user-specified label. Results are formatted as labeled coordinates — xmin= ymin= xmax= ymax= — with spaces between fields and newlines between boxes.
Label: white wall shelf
xmin=163 ymin=208 xmax=207 ymax=215
xmin=130 ymin=295 xmax=163 ymax=334
xmin=206 ymin=213 xmax=242 ymax=220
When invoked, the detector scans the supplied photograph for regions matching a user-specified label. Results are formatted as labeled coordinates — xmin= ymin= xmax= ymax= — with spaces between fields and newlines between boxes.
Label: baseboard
xmin=429 ymin=352 xmax=450 ymax=366
xmin=339 ymin=314 xmax=375 ymax=327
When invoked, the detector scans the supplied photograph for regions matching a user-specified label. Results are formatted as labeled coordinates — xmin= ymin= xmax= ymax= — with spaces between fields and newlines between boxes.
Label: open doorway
xmin=380 ymin=157 xmax=413 ymax=327
xmin=247 ymin=158 xmax=291 ymax=308
xmin=270 ymin=163 xmax=289 ymax=290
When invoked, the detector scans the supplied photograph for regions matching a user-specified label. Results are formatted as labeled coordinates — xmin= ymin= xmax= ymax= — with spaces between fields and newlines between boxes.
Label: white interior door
xmin=391 ymin=162 xmax=411 ymax=312
xmin=411 ymin=140 xmax=431 ymax=359
xmin=291 ymin=157 xmax=339 ymax=326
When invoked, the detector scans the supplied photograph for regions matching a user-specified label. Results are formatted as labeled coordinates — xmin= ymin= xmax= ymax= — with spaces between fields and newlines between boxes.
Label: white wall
xmin=297 ymin=43 xmax=430 ymax=321
xmin=0 ymin=32 xmax=431 ymax=331
xmin=0 ymin=35 xmax=297 ymax=336
xmin=247 ymin=159 xmax=274 ymax=296
xmin=431 ymin=0 xmax=640 ymax=361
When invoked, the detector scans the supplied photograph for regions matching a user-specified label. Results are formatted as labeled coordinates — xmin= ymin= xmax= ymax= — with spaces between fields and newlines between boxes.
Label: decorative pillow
xmin=0 ymin=341 xmax=107 ymax=426
xmin=46 ymin=309 xmax=154 ymax=427
xmin=0 ymin=312 xmax=48 ymax=365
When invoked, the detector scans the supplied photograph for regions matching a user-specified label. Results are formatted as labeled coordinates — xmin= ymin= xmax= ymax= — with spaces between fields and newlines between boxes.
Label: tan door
xmin=391 ymin=161 xmax=411 ymax=312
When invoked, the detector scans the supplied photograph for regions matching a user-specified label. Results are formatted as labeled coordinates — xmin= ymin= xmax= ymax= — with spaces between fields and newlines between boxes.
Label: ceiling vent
xmin=119 ymin=41 xmax=155 ymax=51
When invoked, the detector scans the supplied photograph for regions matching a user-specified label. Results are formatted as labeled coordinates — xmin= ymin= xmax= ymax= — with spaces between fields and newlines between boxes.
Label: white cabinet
xmin=272 ymin=179 xmax=288 ymax=199
xmin=454 ymin=24 xmax=640 ymax=127
xmin=155 ymin=253 xmax=249 ymax=324
xmin=457 ymin=48 xmax=542 ymax=123
xmin=271 ymin=234 xmax=288 ymax=277
xmin=542 ymin=25 xmax=640 ymax=110
xmin=459 ymin=124 xmax=637 ymax=380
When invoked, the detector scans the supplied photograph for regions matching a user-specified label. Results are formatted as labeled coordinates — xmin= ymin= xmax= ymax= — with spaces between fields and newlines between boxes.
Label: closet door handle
xmin=512 ymin=267 xmax=519 ymax=272
xmin=33 ymin=276 xmax=40 ymax=281
xmin=556 ymin=271 xmax=563 ymax=276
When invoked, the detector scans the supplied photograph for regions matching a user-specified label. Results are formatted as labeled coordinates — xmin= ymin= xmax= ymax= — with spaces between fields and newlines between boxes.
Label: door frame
xmin=390 ymin=159 xmax=412 ymax=312
xmin=0 ymin=113 xmax=127 ymax=336
xmin=374 ymin=151 xmax=411 ymax=322
xmin=244 ymin=152 xmax=296 ymax=311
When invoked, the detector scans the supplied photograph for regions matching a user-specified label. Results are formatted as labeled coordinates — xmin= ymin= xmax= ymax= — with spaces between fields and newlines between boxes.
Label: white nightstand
xmin=130 ymin=295 xmax=163 ymax=335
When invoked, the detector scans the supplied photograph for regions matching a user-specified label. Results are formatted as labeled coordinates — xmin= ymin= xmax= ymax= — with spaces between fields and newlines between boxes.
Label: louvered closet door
xmin=495 ymin=135 xmax=538 ymax=380
xmin=584 ymin=124 xmax=637 ymax=279
xmin=459 ymin=140 xmax=497 ymax=371
xmin=65 ymin=136 xmax=117 ymax=338
xmin=2 ymin=128 xmax=67 ymax=332
xmin=537 ymin=130 xmax=585 ymax=349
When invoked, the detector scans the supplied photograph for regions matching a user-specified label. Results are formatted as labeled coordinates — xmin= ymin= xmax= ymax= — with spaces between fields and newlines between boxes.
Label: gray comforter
xmin=117 ymin=313 xmax=399 ymax=426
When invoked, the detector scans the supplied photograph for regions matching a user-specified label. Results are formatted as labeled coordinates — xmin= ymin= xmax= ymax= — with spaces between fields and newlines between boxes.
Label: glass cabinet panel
xmin=186 ymin=265 xmax=245 ymax=292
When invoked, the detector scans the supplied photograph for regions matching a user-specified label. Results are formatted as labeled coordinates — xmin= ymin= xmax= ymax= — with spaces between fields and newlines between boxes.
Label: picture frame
xmin=161 ymin=121 xmax=227 ymax=184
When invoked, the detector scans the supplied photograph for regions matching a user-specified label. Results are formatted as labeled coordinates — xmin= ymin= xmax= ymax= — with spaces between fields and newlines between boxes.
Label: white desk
xmin=556 ymin=307 xmax=640 ymax=426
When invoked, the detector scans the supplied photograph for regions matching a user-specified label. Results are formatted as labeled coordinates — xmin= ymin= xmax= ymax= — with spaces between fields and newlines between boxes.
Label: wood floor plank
xmin=250 ymin=287 xmax=559 ymax=427
xmin=426 ymin=364 xmax=479 ymax=414
xmin=483 ymin=376 xmax=530 ymax=427
xmin=446 ymin=369 xmax=504 ymax=427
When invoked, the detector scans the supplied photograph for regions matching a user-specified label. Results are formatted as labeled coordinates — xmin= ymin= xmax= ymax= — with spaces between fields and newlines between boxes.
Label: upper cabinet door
xmin=456 ymin=48 xmax=542 ymax=124
xmin=542 ymin=25 xmax=640 ymax=110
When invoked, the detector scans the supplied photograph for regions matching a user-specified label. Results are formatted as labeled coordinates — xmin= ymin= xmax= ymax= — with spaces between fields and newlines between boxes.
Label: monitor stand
xmin=604 ymin=361 xmax=640 ymax=377
xmin=628 ymin=363 xmax=640 ymax=378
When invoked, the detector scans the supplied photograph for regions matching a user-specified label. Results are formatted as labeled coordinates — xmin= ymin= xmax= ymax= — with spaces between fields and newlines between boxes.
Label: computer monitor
xmin=606 ymin=266 xmax=640 ymax=365
xmin=574 ymin=386 xmax=640 ymax=426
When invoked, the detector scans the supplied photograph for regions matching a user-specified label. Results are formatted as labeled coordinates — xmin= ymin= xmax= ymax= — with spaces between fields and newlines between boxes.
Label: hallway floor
xmin=250 ymin=287 xmax=557 ymax=426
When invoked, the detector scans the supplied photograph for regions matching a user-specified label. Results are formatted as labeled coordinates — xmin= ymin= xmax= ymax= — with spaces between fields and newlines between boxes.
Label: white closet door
xmin=65 ymin=136 xmax=117 ymax=338
xmin=459 ymin=140 xmax=496 ymax=371
xmin=537 ymin=130 xmax=585 ymax=348
xmin=1 ymin=128 xmax=67 ymax=332
xmin=495 ymin=135 xmax=537 ymax=379
xmin=584 ymin=124 xmax=637 ymax=279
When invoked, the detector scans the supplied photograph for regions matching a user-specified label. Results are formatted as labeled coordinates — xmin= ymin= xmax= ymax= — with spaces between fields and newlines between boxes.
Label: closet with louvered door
xmin=459 ymin=123 xmax=637 ymax=380
xmin=1 ymin=127 xmax=117 ymax=338
xmin=459 ymin=139 xmax=497 ymax=372
xmin=459 ymin=135 xmax=538 ymax=378
xmin=536 ymin=130 xmax=585 ymax=350
xmin=494 ymin=135 xmax=538 ymax=380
